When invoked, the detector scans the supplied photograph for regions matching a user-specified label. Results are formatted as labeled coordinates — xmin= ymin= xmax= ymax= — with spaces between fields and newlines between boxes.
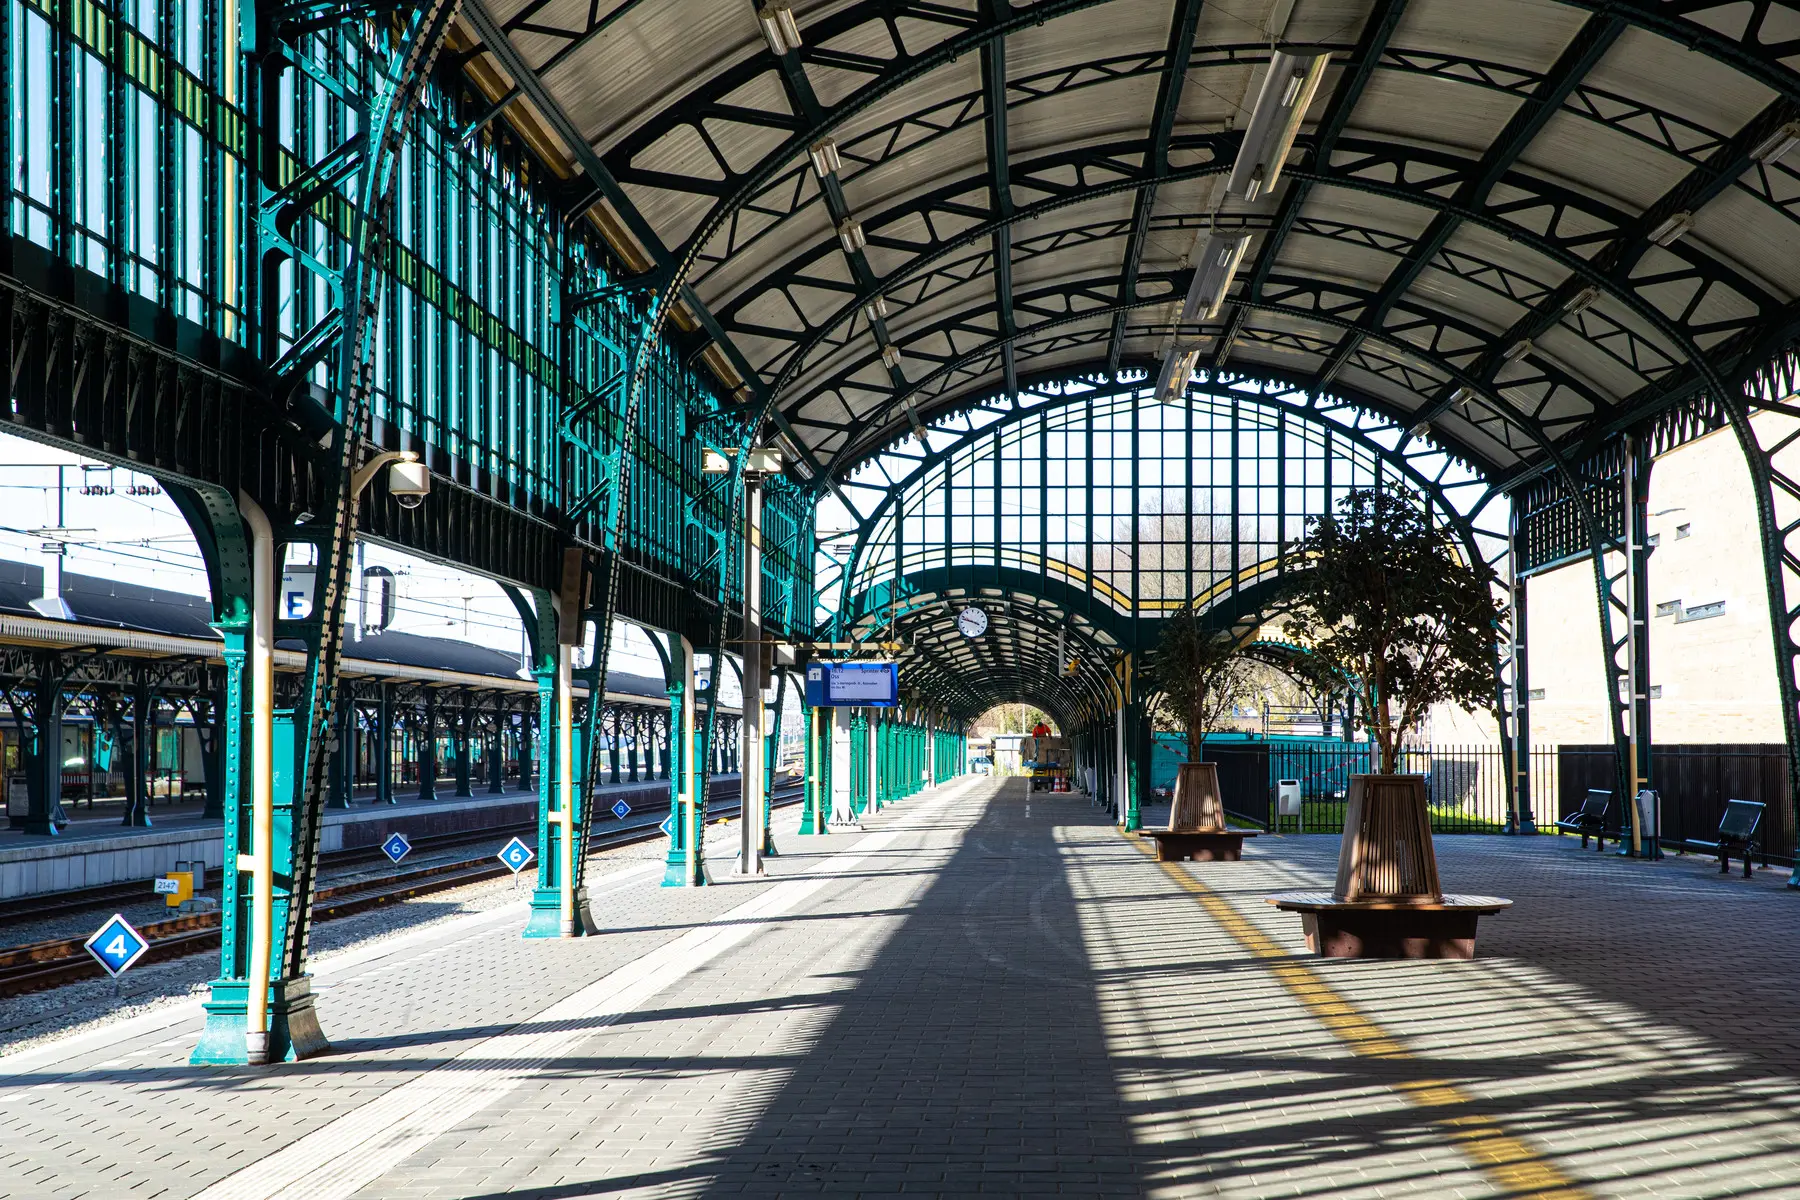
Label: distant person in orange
xmin=1031 ymin=721 xmax=1051 ymax=737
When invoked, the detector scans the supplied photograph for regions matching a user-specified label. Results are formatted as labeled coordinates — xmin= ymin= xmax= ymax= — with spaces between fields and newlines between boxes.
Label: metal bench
xmin=1692 ymin=799 xmax=1766 ymax=879
xmin=1556 ymin=788 xmax=1611 ymax=850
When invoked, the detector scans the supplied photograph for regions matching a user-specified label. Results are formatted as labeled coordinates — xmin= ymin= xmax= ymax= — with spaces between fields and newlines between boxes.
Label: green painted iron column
xmin=183 ymin=485 xmax=256 ymax=1066
xmin=762 ymin=672 xmax=783 ymax=856
xmin=661 ymin=634 xmax=709 ymax=886
xmin=798 ymin=696 xmax=825 ymax=835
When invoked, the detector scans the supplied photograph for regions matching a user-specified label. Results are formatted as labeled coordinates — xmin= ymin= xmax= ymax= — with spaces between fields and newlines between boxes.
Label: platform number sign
xmin=658 ymin=814 xmax=675 ymax=839
xmin=381 ymin=832 xmax=412 ymax=864
xmin=611 ymin=799 xmax=632 ymax=820
xmin=85 ymin=914 xmax=149 ymax=978
xmin=497 ymin=837 xmax=533 ymax=873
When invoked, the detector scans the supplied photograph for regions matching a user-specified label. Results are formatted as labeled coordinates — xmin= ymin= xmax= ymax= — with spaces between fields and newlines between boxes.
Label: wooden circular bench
xmin=1264 ymin=891 xmax=1513 ymax=959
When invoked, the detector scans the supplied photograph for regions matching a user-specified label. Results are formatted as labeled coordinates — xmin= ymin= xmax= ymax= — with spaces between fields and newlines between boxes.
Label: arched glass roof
xmin=818 ymin=374 xmax=1506 ymax=720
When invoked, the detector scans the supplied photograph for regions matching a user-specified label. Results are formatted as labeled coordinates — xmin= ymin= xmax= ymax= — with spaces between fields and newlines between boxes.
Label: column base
xmin=660 ymin=852 xmax=712 ymax=886
xmin=190 ymin=976 xmax=331 ymax=1065
xmin=523 ymin=885 xmax=599 ymax=937
xmin=796 ymin=806 xmax=823 ymax=835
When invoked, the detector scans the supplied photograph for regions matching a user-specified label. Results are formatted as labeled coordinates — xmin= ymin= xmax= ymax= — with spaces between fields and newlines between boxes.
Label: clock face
xmin=957 ymin=606 xmax=988 ymax=638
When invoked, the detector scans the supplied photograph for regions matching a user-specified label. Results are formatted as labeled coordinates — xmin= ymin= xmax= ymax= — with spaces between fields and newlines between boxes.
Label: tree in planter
xmin=1281 ymin=488 xmax=1501 ymax=776
xmin=1151 ymin=604 xmax=1259 ymax=760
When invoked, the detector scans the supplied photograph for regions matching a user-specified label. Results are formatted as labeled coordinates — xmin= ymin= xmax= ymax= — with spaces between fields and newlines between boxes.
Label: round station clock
xmin=956 ymin=606 xmax=989 ymax=638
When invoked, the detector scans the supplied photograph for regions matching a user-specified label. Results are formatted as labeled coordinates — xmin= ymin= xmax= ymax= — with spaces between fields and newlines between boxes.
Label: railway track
xmin=0 ymin=778 xmax=761 ymax=928
xmin=0 ymin=786 xmax=803 ymax=999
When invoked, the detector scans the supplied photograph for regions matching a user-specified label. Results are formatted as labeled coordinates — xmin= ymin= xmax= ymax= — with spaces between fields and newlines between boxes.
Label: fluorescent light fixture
xmin=864 ymin=295 xmax=889 ymax=324
xmin=808 ymin=138 xmax=842 ymax=179
xmin=1155 ymin=345 xmax=1202 ymax=402
xmin=1227 ymin=49 xmax=1330 ymax=200
xmin=757 ymin=3 xmax=802 ymax=55
xmin=1408 ymin=419 xmax=1431 ymax=439
xmin=1564 ymin=284 xmax=1601 ymax=316
xmin=1451 ymin=385 xmax=1477 ymax=409
xmin=881 ymin=344 xmax=902 ymax=368
xmin=1180 ymin=231 xmax=1252 ymax=322
xmin=1649 ymin=210 xmax=1694 ymax=247
xmin=838 ymin=217 xmax=866 ymax=254
xmin=701 ymin=448 xmax=731 ymax=474
xmin=1752 ymin=120 xmax=1800 ymax=165
xmin=1501 ymin=338 xmax=1534 ymax=364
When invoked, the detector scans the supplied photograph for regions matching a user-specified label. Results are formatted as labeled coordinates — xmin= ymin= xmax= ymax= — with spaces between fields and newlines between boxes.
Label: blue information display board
xmin=805 ymin=661 xmax=899 ymax=707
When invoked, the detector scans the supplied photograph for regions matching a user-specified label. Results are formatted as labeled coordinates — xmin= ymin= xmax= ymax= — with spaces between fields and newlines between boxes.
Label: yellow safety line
xmin=1124 ymin=833 xmax=1589 ymax=1199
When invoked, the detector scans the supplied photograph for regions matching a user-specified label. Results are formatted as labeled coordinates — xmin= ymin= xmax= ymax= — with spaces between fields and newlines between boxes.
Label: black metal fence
xmin=1205 ymin=742 xmax=1554 ymax=833
xmin=1554 ymin=744 xmax=1795 ymax=865
xmin=1200 ymin=740 xmax=1795 ymax=862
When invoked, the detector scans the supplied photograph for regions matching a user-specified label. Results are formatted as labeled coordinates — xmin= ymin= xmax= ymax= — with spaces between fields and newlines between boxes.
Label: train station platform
xmin=0 ymin=776 xmax=734 ymax=903
xmin=3 ymin=776 xmax=1798 ymax=1198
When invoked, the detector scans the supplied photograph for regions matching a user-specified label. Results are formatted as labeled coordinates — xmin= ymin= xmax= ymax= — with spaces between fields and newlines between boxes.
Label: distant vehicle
xmin=969 ymin=755 xmax=993 ymax=775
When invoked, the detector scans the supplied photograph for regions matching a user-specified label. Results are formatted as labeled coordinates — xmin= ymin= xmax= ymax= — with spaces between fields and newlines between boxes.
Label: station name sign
xmin=805 ymin=661 xmax=899 ymax=708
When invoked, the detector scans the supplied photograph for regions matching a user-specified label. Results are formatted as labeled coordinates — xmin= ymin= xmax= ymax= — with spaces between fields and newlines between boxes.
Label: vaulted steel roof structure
xmin=467 ymin=0 xmax=1800 ymax=487
xmin=458 ymin=0 xmax=1800 ymax=740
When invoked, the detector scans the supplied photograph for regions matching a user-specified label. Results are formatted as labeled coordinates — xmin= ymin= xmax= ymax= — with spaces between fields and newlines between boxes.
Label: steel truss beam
xmin=592 ymin=0 xmax=1800 ymax=434
xmin=812 ymin=266 xmax=1603 ymax=480
xmin=1309 ymin=13 xmax=1627 ymax=388
xmin=606 ymin=0 xmax=1800 ymax=288
xmin=1105 ymin=0 xmax=1206 ymax=376
xmin=723 ymin=133 xmax=1775 ymax=476
xmin=1224 ymin=0 xmax=1409 ymax=370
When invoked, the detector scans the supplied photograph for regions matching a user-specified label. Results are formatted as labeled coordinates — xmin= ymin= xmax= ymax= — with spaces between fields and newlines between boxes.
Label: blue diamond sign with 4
xmin=498 ymin=837 xmax=534 ymax=873
xmin=659 ymin=814 xmax=675 ymax=838
xmin=611 ymin=799 xmax=631 ymax=820
xmin=381 ymin=832 xmax=412 ymax=864
xmin=85 ymin=913 xmax=149 ymax=978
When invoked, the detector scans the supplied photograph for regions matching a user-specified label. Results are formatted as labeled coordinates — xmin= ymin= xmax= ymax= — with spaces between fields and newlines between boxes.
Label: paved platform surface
xmin=2 ymin=777 xmax=1798 ymax=1198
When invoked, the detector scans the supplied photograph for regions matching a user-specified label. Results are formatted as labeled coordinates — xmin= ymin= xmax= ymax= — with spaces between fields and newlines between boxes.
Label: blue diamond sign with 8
xmin=381 ymin=832 xmax=412 ymax=864
xmin=611 ymin=799 xmax=631 ymax=820
xmin=498 ymin=837 xmax=533 ymax=873
xmin=85 ymin=913 xmax=149 ymax=977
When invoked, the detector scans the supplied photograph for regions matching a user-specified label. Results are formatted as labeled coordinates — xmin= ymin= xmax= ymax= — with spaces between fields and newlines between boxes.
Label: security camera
xmin=388 ymin=459 xmax=430 ymax=510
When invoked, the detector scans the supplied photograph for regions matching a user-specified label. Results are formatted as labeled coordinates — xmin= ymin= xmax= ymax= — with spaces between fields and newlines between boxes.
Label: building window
xmin=1526 ymin=688 xmax=1545 ymax=701
xmin=1675 ymin=523 xmax=1692 ymax=540
xmin=1677 ymin=600 xmax=1725 ymax=622
xmin=1647 ymin=532 xmax=1661 ymax=547
xmin=1655 ymin=600 xmax=1681 ymax=618
xmin=1649 ymin=685 xmax=1663 ymax=699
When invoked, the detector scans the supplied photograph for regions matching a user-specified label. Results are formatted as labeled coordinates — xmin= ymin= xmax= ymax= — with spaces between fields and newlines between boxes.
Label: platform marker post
xmin=738 ymin=477 xmax=766 ymax=877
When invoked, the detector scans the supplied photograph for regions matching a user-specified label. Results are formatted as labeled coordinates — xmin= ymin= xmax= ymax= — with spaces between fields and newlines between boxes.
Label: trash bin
xmin=1634 ymin=789 xmax=1662 ymax=859
xmin=1277 ymin=779 xmax=1302 ymax=830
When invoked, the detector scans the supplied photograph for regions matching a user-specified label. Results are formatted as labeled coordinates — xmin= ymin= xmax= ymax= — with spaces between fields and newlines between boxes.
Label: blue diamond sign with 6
xmin=498 ymin=837 xmax=534 ymax=873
